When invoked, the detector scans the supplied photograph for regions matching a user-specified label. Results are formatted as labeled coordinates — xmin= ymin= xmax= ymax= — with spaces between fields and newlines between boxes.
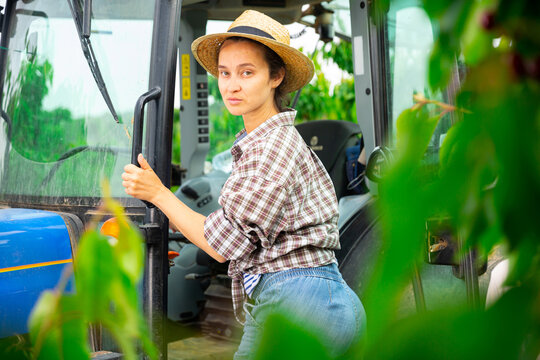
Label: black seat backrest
xmin=295 ymin=120 xmax=361 ymax=200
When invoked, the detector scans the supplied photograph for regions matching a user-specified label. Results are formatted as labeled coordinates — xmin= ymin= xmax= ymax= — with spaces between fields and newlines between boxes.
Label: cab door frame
xmin=139 ymin=1 xmax=181 ymax=358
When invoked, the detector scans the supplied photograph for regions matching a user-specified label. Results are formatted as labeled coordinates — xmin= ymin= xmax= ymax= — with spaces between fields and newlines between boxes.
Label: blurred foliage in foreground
xmin=255 ymin=0 xmax=540 ymax=359
xmin=27 ymin=185 xmax=157 ymax=360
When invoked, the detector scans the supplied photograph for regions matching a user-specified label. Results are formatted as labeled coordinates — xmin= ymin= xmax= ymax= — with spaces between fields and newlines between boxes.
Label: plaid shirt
xmin=204 ymin=110 xmax=340 ymax=323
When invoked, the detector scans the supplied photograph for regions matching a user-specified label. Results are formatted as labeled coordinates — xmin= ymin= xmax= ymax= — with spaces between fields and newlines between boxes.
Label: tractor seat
xmin=295 ymin=120 xmax=361 ymax=200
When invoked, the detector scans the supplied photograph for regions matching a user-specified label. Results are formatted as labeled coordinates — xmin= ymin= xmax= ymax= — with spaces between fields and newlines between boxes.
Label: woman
xmin=122 ymin=10 xmax=366 ymax=359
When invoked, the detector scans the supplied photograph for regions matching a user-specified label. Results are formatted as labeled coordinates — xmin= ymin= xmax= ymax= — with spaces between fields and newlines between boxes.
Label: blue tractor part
xmin=0 ymin=208 xmax=77 ymax=338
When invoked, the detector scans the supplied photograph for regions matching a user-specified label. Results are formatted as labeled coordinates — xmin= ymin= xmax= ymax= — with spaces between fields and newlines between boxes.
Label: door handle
xmin=131 ymin=86 xmax=161 ymax=208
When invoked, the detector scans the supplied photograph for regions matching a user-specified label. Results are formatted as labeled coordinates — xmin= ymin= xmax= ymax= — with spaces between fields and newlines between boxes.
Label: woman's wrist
xmin=151 ymin=184 xmax=173 ymax=207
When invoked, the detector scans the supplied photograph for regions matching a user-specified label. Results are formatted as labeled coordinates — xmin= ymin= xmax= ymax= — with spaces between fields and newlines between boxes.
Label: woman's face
xmin=218 ymin=40 xmax=283 ymax=120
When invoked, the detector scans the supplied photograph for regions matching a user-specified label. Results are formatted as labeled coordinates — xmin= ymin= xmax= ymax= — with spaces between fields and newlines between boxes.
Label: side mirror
xmin=365 ymin=146 xmax=394 ymax=183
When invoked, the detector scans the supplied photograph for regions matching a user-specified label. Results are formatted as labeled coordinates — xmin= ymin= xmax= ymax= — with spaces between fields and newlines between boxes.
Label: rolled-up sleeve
xmin=204 ymin=176 xmax=290 ymax=261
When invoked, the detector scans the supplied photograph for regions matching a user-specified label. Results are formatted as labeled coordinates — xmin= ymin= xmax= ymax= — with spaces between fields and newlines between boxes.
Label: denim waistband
xmin=251 ymin=262 xmax=341 ymax=300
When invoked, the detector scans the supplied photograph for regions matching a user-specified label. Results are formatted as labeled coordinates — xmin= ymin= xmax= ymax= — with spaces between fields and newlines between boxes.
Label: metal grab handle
xmin=131 ymin=86 xmax=162 ymax=208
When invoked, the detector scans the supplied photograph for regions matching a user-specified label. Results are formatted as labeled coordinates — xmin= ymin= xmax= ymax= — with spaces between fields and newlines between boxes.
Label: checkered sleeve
xmin=204 ymin=176 xmax=290 ymax=260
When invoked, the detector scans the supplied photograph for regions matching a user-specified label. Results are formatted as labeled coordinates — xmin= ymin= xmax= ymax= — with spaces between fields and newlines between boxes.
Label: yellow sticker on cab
xmin=182 ymin=78 xmax=191 ymax=100
xmin=182 ymin=54 xmax=190 ymax=77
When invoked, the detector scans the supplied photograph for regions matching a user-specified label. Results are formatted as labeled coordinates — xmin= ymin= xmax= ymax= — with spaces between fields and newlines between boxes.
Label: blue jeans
xmin=234 ymin=263 xmax=366 ymax=359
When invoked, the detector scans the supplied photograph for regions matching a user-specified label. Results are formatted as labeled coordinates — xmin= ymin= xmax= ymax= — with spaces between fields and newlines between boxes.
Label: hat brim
xmin=191 ymin=32 xmax=314 ymax=94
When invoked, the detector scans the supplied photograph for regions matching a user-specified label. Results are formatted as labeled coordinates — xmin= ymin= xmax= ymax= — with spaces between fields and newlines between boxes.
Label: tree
xmin=293 ymin=41 xmax=357 ymax=124
xmin=4 ymin=55 xmax=85 ymax=163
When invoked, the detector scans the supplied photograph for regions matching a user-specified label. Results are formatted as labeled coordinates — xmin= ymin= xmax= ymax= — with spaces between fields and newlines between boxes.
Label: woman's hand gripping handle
xmin=122 ymin=154 xmax=166 ymax=207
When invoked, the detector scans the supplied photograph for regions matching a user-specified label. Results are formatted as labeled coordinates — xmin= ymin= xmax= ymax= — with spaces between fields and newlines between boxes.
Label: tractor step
xmin=168 ymin=335 xmax=237 ymax=360
xmin=91 ymin=351 xmax=123 ymax=359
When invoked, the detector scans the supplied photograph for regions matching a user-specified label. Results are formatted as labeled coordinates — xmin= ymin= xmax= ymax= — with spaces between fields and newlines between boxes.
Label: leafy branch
xmin=412 ymin=93 xmax=471 ymax=117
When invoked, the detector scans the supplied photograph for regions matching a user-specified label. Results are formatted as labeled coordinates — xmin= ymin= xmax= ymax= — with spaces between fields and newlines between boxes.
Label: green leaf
xmin=363 ymin=104 xmax=443 ymax=339
xmin=428 ymin=39 xmax=455 ymax=90
xmin=477 ymin=224 xmax=504 ymax=258
xmin=365 ymin=285 xmax=535 ymax=360
xmin=29 ymin=291 xmax=62 ymax=359
xmin=461 ymin=0 xmax=498 ymax=65
xmin=74 ymin=230 xmax=117 ymax=319
xmin=395 ymin=107 xmax=440 ymax=161
xmin=421 ymin=0 xmax=455 ymax=18
xmin=255 ymin=313 xmax=331 ymax=360
xmin=426 ymin=0 xmax=475 ymax=90
xmin=505 ymin=238 xmax=540 ymax=286
xmin=0 ymin=336 xmax=31 ymax=360
xmin=103 ymin=182 xmax=145 ymax=283
xmin=29 ymin=292 xmax=89 ymax=360
xmin=56 ymin=295 xmax=89 ymax=359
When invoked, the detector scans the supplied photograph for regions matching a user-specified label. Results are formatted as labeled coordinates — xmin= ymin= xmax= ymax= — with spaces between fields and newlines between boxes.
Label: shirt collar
xmin=231 ymin=109 xmax=297 ymax=161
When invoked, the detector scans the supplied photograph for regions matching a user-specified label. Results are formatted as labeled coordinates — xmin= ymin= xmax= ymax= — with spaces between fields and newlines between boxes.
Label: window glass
xmin=301 ymin=0 xmax=351 ymax=38
xmin=327 ymin=0 xmax=352 ymax=38
xmin=0 ymin=0 xmax=156 ymax=205
xmin=386 ymin=0 xmax=451 ymax=161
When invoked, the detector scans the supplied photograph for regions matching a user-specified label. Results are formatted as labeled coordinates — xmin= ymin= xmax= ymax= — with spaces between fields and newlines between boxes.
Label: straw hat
xmin=191 ymin=10 xmax=314 ymax=94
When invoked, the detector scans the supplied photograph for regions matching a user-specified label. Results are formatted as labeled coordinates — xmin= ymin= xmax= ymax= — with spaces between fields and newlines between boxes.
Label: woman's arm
xmin=122 ymin=154 xmax=226 ymax=263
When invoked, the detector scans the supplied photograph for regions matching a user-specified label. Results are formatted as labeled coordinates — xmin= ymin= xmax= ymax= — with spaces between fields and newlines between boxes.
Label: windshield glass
xmin=0 ymin=0 xmax=155 ymax=206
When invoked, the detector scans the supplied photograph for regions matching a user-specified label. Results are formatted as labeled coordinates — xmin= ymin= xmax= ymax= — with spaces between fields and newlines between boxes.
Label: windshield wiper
xmin=67 ymin=0 xmax=121 ymax=123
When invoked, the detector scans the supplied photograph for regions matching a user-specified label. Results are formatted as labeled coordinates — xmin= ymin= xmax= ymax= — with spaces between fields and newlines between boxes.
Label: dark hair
xmin=219 ymin=37 xmax=289 ymax=111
